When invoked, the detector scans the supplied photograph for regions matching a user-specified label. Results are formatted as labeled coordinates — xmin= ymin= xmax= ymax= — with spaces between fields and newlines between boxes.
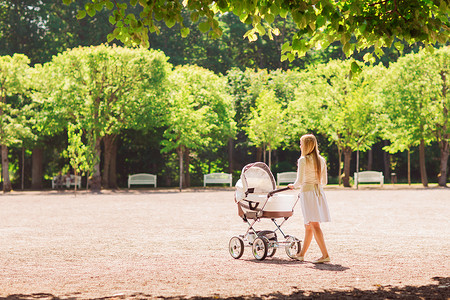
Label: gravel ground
xmin=0 ymin=187 xmax=449 ymax=299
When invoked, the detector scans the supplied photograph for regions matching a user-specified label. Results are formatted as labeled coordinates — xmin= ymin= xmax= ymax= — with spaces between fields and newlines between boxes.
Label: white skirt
xmin=299 ymin=184 xmax=331 ymax=224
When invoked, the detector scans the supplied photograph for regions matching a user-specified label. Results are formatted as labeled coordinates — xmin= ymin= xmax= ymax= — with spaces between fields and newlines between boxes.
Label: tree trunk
xmin=263 ymin=144 xmax=266 ymax=164
xmin=177 ymin=146 xmax=183 ymax=191
xmin=407 ymin=149 xmax=411 ymax=186
xmin=31 ymin=148 xmax=44 ymax=189
xmin=90 ymin=138 xmax=102 ymax=192
xmin=1 ymin=145 xmax=12 ymax=192
xmin=21 ymin=147 xmax=24 ymax=190
xmin=184 ymin=148 xmax=190 ymax=187
xmin=419 ymin=139 xmax=428 ymax=187
xmin=256 ymin=147 xmax=262 ymax=162
xmin=438 ymin=70 xmax=448 ymax=187
xmin=367 ymin=148 xmax=373 ymax=170
xmin=109 ymin=137 xmax=118 ymax=189
xmin=102 ymin=134 xmax=117 ymax=189
xmin=268 ymin=148 xmax=272 ymax=169
xmin=438 ymin=140 xmax=449 ymax=187
xmin=338 ymin=146 xmax=342 ymax=186
xmin=342 ymin=146 xmax=352 ymax=187
xmin=228 ymin=138 xmax=233 ymax=174
xmin=383 ymin=140 xmax=390 ymax=183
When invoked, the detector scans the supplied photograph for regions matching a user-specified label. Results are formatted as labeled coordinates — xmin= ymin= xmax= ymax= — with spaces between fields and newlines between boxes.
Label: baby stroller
xmin=229 ymin=162 xmax=302 ymax=260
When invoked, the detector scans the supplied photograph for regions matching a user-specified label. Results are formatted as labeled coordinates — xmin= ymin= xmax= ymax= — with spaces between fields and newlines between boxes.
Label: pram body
xmin=229 ymin=162 xmax=302 ymax=260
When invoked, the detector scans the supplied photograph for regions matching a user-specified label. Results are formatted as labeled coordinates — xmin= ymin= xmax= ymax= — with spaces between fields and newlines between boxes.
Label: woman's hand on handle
xmin=288 ymin=183 xmax=294 ymax=190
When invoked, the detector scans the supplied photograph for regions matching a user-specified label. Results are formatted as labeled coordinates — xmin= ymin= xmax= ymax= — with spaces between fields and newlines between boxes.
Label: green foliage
xmin=34 ymin=45 xmax=171 ymax=187
xmin=65 ymin=0 xmax=449 ymax=61
xmin=161 ymin=65 xmax=236 ymax=154
xmin=0 ymin=54 xmax=34 ymax=147
xmin=245 ymin=89 xmax=285 ymax=152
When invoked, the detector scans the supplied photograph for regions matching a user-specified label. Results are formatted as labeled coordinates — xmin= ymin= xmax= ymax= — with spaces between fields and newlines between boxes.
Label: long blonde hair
xmin=300 ymin=134 xmax=322 ymax=180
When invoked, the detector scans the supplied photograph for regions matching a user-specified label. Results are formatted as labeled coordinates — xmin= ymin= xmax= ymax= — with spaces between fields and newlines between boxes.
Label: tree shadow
xmin=2 ymin=277 xmax=449 ymax=300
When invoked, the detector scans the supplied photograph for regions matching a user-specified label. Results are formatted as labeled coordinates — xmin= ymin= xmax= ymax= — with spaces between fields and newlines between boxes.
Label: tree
xmin=34 ymin=45 xmax=171 ymax=191
xmin=245 ymin=89 xmax=286 ymax=168
xmin=161 ymin=65 xmax=235 ymax=190
xmin=382 ymin=47 xmax=450 ymax=186
xmin=67 ymin=0 xmax=449 ymax=64
xmin=0 ymin=54 xmax=33 ymax=192
xmin=290 ymin=60 xmax=383 ymax=187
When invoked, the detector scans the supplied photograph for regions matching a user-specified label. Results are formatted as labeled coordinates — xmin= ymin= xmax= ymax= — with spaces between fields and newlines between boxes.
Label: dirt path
xmin=0 ymin=188 xmax=449 ymax=299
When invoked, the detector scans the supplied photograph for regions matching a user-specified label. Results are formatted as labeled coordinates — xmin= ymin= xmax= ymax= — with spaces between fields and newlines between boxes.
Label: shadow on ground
xmin=2 ymin=277 xmax=449 ymax=300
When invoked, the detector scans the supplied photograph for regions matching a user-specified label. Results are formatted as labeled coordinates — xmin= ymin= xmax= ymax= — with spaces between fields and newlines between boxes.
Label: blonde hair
xmin=300 ymin=134 xmax=322 ymax=180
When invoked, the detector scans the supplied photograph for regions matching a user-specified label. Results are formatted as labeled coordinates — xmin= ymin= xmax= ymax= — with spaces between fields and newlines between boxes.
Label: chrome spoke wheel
xmin=285 ymin=235 xmax=301 ymax=259
xmin=229 ymin=236 xmax=244 ymax=259
xmin=252 ymin=237 xmax=268 ymax=260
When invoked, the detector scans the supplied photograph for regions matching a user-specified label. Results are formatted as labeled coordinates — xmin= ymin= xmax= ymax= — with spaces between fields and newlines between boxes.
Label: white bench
xmin=128 ymin=173 xmax=157 ymax=188
xmin=203 ymin=173 xmax=232 ymax=187
xmin=52 ymin=175 xmax=81 ymax=189
xmin=354 ymin=171 xmax=384 ymax=187
xmin=277 ymin=172 xmax=297 ymax=186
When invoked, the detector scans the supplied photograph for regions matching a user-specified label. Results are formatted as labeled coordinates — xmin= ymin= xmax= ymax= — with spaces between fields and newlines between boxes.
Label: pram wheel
xmin=252 ymin=237 xmax=269 ymax=260
xmin=257 ymin=231 xmax=277 ymax=257
xmin=229 ymin=236 xmax=244 ymax=259
xmin=285 ymin=235 xmax=301 ymax=259
xmin=267 ymin=247 xmax=277 ymax=257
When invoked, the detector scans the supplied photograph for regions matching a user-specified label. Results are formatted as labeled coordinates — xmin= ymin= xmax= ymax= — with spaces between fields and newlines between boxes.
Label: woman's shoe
xmin=312 ymin=257 xmax=330 ymax=264
xmin=292 ymin=254 xmax=304 ymax=261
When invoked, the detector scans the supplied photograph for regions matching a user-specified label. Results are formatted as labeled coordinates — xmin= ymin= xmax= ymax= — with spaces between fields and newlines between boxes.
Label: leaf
xmin=106 ymin=0 xmax=114 ymax=10
xmin=316 ymin=15 xmax=326 ymax=28
xmin=256 ymin=23 xmax=266 ymax=35
xmin=351 ymin=61 xmax=362 ymax=75
xmin=181 ymin=27 xmax=190 ymax=38
xmin=109 ymin=15 xmax=116 ymax=25
xmin=76 ymin=10 xmax=87 ymax=19
xmin=199 ymin=22 xmax=210 ymax=33
xmin=265 ymin=13 xmax=275 ymax=24
xmin=164 ymin=17 xmax=176 ymax=28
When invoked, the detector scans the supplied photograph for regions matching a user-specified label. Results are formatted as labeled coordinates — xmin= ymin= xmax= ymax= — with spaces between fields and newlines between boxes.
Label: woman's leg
xmin=310 ymin=222 xmax=329 ymax=258
xmin=299 ymin=223 xmax=312 ymax=257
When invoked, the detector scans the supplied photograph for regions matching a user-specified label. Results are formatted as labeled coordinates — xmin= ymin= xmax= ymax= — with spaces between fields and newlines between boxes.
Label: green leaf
xmin=76 ymin=10 xmax=87 ymax=19
xmin=265 ymin=13 xmax=275 ymax=24
xmin=199 ymin=22 xmax=210 ymax=33
xmin=106 ymin=0 xmax=114 ymax=10
xmin=351 ymin=61 xmax=362 ymax=74
xmin=86 ymin=7 xmax=96 ymax=17
xmin=62 ymin=0 xmax=72 ymax=5
xmin=394 ymin=41 xmax=404 ymax=52
xmin=109 ymin=15 xmax=116 ymax=25
xmin=256 ymin=23 xmax=266 ymax=35
xmin=181 ymin=27 xmax=190 ymax=37
xmin=316 ymin=15 xmax=326 ymax=28
xmin=164 ymin=17 xmax=176 ymax=28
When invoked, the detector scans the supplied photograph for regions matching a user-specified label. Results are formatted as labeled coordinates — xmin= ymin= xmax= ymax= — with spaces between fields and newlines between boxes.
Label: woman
xmin=288 ymin=134 xmax=331 ymax=263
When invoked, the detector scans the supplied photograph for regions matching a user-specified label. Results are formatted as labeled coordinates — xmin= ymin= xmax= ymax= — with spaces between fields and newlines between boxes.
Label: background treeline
xmin=0 ymin=2 xmax=448 ymax=190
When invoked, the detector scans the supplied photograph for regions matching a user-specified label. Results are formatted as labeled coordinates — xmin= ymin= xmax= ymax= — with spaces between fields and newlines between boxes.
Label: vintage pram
xmin=229 ymin=162 xmax=302 ymax=260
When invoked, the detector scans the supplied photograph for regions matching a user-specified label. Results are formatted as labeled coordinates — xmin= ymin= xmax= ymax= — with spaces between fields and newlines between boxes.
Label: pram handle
xmin=267 ymin=187 xmax=290 ymax=197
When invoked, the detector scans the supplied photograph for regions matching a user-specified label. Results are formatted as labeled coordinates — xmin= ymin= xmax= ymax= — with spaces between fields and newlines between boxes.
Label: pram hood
xmin=235 ymin=162 xmax=276 ymax=202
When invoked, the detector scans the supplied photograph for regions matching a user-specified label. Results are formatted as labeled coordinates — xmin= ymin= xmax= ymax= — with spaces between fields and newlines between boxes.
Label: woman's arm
xmin=321 ymin=157 xmax=328 ymax=186
xmin=289 ymin=157 xmax=305 ymax=189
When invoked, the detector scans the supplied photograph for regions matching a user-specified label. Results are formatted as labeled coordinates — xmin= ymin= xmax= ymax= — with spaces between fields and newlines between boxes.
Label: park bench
xmin=354 ymin=171 xmax=384 ymax=187
xmin=128 ymin=173 xmax=157 ymax=188
xmin=52 ymin=175 xmax=82 ymax=189
xmin=276 ymin=171 xmax=297 ymax=187
xmin=203 ymin=173 xmax=232 ymax=187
